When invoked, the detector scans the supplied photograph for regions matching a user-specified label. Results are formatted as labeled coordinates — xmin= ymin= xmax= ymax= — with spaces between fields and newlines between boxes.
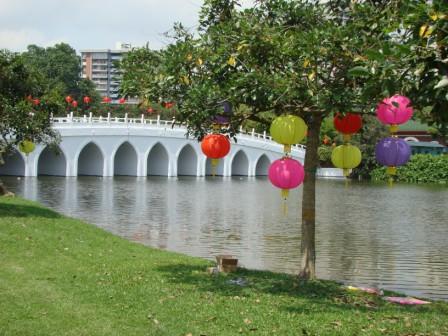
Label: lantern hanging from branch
xmin=201 ymin=134 xmax=231 ymax=176
xmin=65 ymin=95 xmax=73 ymax=104
xmin=119 ymin=98 xmax=126 ymax=104
xmin=270 ymin=115 xmax=307 ymax=154
xmin=18 ymin=140 xmax=35 ymax=156
xmin=333 ymin=113 xmax=362 ymax=142
xmin=102 ymin=96 xmax=112 ymax=103
xmin=331 ymin=144 xmax=362 ymax=177
xmin=375 ymin=137 xmax=411 ymax=176
xmin=268 ymin=157 xmax=305 ymax=199
xmin=376 ymin=95 xmax=413 ymax=134
xmin=83 ymin=96 xmax=91 ymax=104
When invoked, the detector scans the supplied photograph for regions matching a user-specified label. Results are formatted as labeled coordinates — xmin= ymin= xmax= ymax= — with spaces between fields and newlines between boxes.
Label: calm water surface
xmin=3 ymin=176 xmax=448 ymax=300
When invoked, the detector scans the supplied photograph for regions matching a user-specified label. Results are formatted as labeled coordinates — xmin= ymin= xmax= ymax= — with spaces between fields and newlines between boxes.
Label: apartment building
xmin=80 ymin=42 xmax=131 ymax=101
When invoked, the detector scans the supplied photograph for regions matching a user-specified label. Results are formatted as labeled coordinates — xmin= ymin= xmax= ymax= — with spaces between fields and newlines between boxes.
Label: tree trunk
xmin=298 ymin=113 xmax=323 ymax=280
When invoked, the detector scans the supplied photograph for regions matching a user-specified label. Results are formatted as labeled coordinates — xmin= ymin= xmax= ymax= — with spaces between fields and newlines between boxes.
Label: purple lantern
xmin=375 ymin=137 xmax=411 ymax=175
xmin=376 ymin=95 xmax=413 ymax=126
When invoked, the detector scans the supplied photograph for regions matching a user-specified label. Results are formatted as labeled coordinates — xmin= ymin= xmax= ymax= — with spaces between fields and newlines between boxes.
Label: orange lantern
xmin=201 ymin=134 xmax=231 ymax=175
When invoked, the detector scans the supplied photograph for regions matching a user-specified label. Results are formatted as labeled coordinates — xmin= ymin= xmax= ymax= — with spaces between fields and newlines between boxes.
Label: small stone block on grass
xmin=216 ymin=255 xmax=238 ymax=273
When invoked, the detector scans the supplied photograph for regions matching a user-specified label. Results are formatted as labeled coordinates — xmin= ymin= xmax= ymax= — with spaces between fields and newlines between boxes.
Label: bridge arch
xmin=255 ymin=154 xmax=270 ymax=176
xmin=177 ymin=144 xmax=198 ymax=176
xmin=38 ymin=146 xmax=67 ymax=176
xmin=77 ymin=141 xmax=105 ymax=176
xmin=113 ymin=141 xmax=138 ymax=176
xmin=0 ymin=149 xmax=25 ymax=176
xmin=231 ymin=150 xmax=249 ymax=176
xmin=147 ymin=142 xmax=169 ymax=176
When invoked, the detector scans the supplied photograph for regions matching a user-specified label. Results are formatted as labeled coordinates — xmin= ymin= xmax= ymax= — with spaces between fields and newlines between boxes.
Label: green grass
xmin=1 ymin=197 xmax=447 ymax=336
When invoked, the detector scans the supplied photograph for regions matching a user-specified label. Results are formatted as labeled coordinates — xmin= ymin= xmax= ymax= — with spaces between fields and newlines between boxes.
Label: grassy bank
xmin=1 ymin=197 xmax=447 ymax=336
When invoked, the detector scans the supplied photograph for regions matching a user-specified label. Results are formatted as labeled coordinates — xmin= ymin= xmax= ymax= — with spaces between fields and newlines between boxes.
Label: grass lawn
xmin=1 ymin=197 xmax=447 ymax=336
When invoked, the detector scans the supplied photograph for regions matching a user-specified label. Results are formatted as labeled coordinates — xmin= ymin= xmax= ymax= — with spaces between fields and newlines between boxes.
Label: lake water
xmin=3 ymin=176 xmax=448 ymax=301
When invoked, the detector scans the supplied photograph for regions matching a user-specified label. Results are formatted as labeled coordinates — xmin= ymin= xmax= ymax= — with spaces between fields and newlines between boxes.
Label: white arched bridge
xmin=0 ymin=115 xmax=307 ymax=177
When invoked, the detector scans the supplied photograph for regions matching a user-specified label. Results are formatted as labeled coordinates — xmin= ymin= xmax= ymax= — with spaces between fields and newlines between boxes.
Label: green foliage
xmin=356 ymin=0 xmax=448 ymax=139
xmin=1 ymin=197 xmax=448 ymax=335
xmin=0 ymin=50 xmax=58 ymax=157
xmin=350 ymin=116 xmax=389 ymax=179
xmin=317 ymin=145 xmax=333 ymax=166
xmin=371 ymin=154 xmax=448 ymax=184
xmin=21 ymin=43 xmax=100 ymax=114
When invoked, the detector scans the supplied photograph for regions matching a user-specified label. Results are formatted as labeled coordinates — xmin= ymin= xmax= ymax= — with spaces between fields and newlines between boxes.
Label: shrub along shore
xmin=1 ymin=197 xmax=447 ymax=336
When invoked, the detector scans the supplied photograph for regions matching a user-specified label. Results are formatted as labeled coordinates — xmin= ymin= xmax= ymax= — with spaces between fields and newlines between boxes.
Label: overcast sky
xmin=0 ymin=0 xmax=254 ymax=53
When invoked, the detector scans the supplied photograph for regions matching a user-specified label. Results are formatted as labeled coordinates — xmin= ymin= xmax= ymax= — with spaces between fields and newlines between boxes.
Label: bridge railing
xmin=52 ymin=113 xmax=306 ymax=150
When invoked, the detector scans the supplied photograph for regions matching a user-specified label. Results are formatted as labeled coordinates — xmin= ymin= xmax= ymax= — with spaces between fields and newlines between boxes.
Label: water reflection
xmin=3 ymin=176 xmax=448 ymax=300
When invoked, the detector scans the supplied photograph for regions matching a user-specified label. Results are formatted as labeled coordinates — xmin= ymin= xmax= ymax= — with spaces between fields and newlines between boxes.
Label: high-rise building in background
xmin=80 ymin=42 xmax=131 ymax=102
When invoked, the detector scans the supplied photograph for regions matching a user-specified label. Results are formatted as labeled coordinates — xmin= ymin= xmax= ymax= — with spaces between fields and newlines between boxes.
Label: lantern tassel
xmin=283 ymin=144 xmax=291 ymax=155
xmin=343 ymin=134 xmax=351 ymax=143
xmin=211 ymin=158 xmax=219 ymax=176
xmin=343 ymin=168 xmax=350 ymax=177
xmin=281 ymin=189 xmax=289 ymax=216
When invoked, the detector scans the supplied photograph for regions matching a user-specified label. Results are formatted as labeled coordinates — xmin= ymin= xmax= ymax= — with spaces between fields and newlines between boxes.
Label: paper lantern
xmin=268 ymin=157 xmax=305 ymax=199
xmin=375 ymin=137 xmax=411 ymax=175
xmin=72 ymin=100 xmax=78 ymax=108
xmin=65 ymin=95 xmax=73 ymax=104
xmin=201 ymin=134 xmax=230 ymax=159
xmin=333 ymin=113 xmax=362 ymax=135
xmin=18 ymin=140 xmax=35 ymax=155
xmin=119 ymin=98 xmax=126 ymax=104
xmin=270 ymin=115 xmax=307 ymax=153
xmin=331 ymin=144 xmax=362 ymax=176
xmin=376 ymin=95 xmax=413 ymax=131
xmin=83 ymin=96 xmax=91 ymax=104
xmin=32 ymin=99 xmax=40 ymax=106
xmin=102 ymin=96 xmax=112 ymax=103
xmin=201 ymin=134 xmax=231 ymax=175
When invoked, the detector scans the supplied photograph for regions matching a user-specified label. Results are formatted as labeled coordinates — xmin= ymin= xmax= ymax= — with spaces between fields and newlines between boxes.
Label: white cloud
xmin=0 ymin=0 xmax=256 ymax=52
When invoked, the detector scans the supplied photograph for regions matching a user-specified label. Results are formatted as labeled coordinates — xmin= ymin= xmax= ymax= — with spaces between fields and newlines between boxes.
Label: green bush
xmin=371 ymin=154 xmax=448 ymax=184
xmin=317 ymin=145 xmax=333 ymax=166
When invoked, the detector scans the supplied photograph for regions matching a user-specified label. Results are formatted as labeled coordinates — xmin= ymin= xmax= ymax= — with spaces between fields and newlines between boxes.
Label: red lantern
xmin=201 ymin=134 xmax=231 ymax=159
xmin=201 ymin=133 xmax=231 ymax=176
xmin=164 ymin=102 xmax=174 ymax=109
xmin=333 ymin=113 xmax=362 ymax=135
xmin=65 ymin=95 xmax=73 ymax=104
xmin=102 ymin=96 xmax=112 ymax=103
xmin=32 ymin=98 xmax=40 ymax=106
xmin=146 ymin=107 xmax=154 ymax=114
xmin=119 ymin=98 xmax=126 ymax=104
xmin=72 ymin=100 xmax=78 ymax=108
xmin=83 ymin=96 xmax=91 ymax=104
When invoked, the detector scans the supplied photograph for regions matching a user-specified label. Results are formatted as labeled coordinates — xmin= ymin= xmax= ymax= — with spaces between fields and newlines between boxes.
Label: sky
xmin=0 ymin=0 xmax=254 ymax=53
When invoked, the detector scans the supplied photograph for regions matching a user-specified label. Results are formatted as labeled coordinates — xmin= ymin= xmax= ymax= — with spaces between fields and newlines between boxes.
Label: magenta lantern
xmin=376 ymin=95 xmax=413 ymax=126
xmin=268 ymin=157 xmax=305 ymax=199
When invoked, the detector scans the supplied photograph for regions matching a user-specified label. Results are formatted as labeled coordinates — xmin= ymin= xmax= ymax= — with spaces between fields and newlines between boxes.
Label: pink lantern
xmin=376 ymin=95 xmax=413 ymax=126
xmin=268 ymin=157 xmax=305 ymax=199
xmin=119 ymin=98 xmax=126 ymax=104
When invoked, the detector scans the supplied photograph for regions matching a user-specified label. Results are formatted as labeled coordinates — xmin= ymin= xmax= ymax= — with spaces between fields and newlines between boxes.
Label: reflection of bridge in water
xmin=0 ymin=116 xmax=306 ymax=177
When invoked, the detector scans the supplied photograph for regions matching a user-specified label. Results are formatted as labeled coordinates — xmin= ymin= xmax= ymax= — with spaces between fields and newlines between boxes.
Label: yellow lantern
xmin=331 ymin=144 xmax=361 ymax=176
xmin=18 ymin=140 xmax=35 ymax=155
xmin=270 ymin=115 xmax=307 ymax=153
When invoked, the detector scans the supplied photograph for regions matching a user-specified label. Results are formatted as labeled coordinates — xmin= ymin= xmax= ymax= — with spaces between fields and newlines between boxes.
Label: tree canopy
xmin=119 ymin=0 xmax=447 ymax=279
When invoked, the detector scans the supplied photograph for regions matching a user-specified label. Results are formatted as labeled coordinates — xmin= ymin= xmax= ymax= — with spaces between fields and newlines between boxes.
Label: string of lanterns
xmin=268 ymin=115 xmax=307 ymax=205
xmin=375 ymin=95 xmax=413 ymax=182
xmin=331 ymin=113 xmax=363 ymax=177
